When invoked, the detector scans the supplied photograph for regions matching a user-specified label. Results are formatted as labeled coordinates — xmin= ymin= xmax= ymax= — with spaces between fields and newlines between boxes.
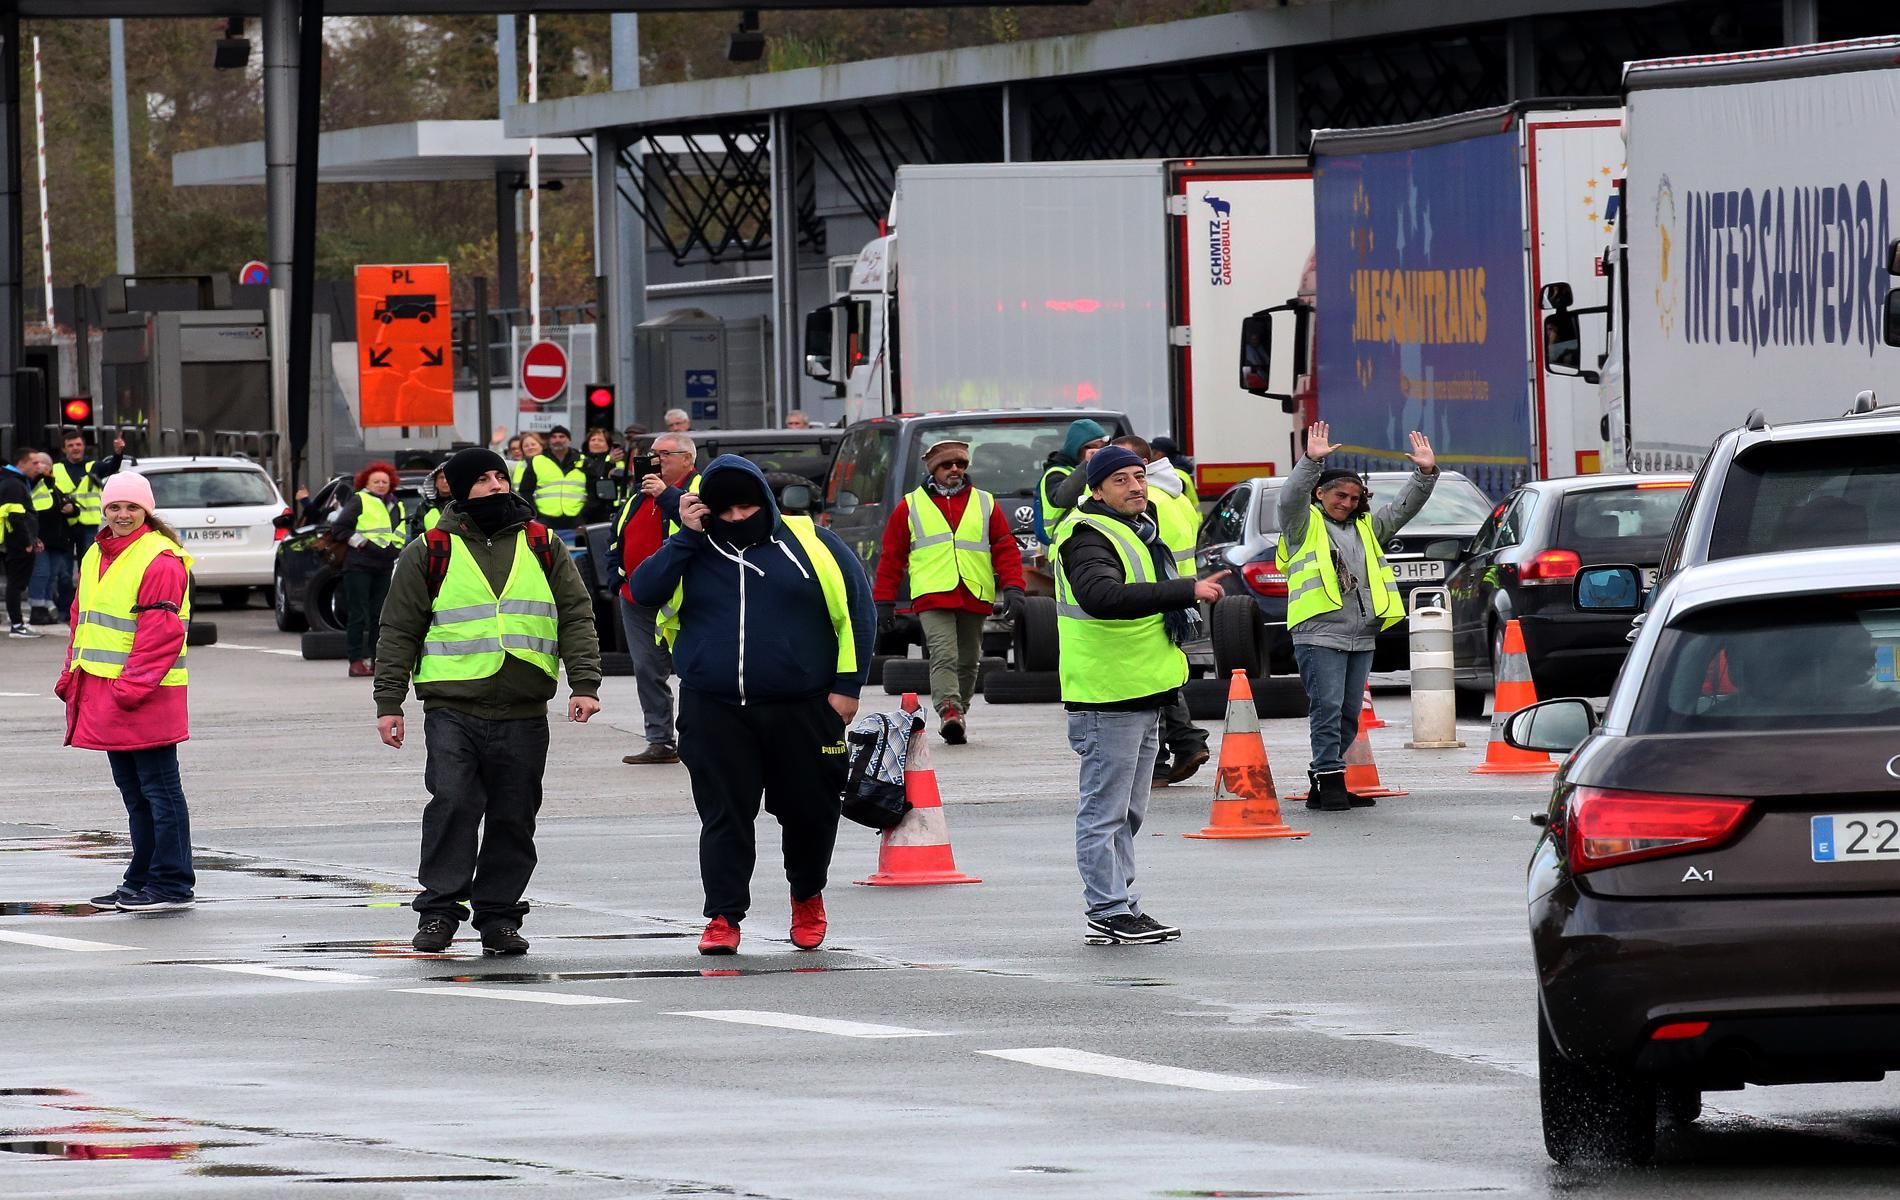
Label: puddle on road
xmin=431 ymin=964 xmax=897 ymax=984
xmin=0 ymin=1088 xmax=77 ymax=1097
xmin=548 ymin=931 xmax=692 ymax=940
xmin=193 ymin=1163 xmax=313 ymax=1177
xmin=0 ymin=1138 xmax=237 ymax=1160
xmin=0 ymin=902 xmax=107 ymax=917
xmin=1013 ymin=1165 xmax=1081 ymax=1174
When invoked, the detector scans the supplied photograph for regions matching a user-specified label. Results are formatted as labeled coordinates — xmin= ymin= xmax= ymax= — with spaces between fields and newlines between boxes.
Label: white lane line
xmin=396 ymin=986 xmax=638 ymax=1007
xmin=0 ymin=691 xmax=42 ymax=697
xmin=205 ymin=642 xmax=304 ymax=657
xmin=0 ymin=929 xmax=139 ymax=953
xmin=980 ymin=1048 xmax=1299 ymax=1092
xmin=666 ymin=1009 xmax=948 ymax=1039
xmin=192 ymin=964 xmax=376 ymax=983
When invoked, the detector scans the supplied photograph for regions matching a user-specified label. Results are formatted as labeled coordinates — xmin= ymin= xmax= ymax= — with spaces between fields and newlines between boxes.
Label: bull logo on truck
xmin=1203 ymin=193 xmax=1233 ymax=287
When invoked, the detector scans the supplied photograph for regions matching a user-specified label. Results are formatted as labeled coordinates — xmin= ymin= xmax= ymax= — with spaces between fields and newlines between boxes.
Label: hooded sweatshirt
xmin=630 ymin=454 xmax=874 ymax=704
xmin=372 ymin=492 xmax=602 ymax=719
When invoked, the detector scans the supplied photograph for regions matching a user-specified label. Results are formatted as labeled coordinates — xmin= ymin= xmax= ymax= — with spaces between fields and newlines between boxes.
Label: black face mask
xmin=459 ymin=492 xmax=518 ymax=535
xmin=713 ymin=508 xmax=774 ymax=548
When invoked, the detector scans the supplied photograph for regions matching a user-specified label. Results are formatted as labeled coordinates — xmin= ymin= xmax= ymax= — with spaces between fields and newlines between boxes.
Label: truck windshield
xmin=1708 ymin=433 xmax=1900 ymax=559
xmin=909 ymin=418 xmax=1121 ymax=497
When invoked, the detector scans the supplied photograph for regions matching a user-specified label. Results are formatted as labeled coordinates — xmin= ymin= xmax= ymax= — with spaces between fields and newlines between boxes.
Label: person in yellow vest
xmin=407 ymin=465 xmax=451 ymax=540
xmin=331 ymin=461 xmax=407 ymax=678
xmin=630 ymin=456 xmax=873 ymax=957
xmin=610 ymin=432 xmax=700 ymax=765
xmin=1034 ymin=417 xmax=1108 ymax=545
xmin=51 ymin=428 xmax=129 ymax=534
xmin=1275 ymin=421 xmax=1437 ymax=812
xmin=372 ymin=448 xmax=603 ymax=956
xmin=1056 ymin=446 xmax=1229 ymax=945
xmin=26 ymin=450 xmax=76 ymax=627
xmin=872 ymin=439 xmax=1026 ymax=744
xmin=510 ymin=426 xmax=589 ymax=530
xmin=55 ymin=471 xmax=196 ymax=912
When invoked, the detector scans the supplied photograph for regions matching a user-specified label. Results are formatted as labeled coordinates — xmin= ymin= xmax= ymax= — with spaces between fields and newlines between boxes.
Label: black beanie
xmin=698 ymin=467 xmax=768 ymax=515
xmin=443 ymin=447 xmax=509 ymax=502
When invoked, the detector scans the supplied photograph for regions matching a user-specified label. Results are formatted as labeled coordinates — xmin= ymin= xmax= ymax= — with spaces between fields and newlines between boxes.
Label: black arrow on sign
xmin=368 ymin=347 xmax=392 ymax=369
xmin=421 ymin=346 xmax=444 ymax=368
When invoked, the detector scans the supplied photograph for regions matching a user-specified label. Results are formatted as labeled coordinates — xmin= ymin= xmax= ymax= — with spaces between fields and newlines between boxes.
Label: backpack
xmin=423 ymin=520 xmax=559 ymax=599
xmin=841 ymin=709 xmax=925 ymax=830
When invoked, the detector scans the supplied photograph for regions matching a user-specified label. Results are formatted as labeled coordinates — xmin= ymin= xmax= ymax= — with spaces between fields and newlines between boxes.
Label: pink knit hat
xmin=100 ymin=471 xmax=156 ymax=515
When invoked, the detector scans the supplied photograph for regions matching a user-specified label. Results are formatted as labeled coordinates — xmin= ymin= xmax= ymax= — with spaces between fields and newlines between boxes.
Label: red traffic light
xmin=585 ymin=382 xmax=614 ymax=410
xmin=62 ymin=397 xmax=92 ymax=422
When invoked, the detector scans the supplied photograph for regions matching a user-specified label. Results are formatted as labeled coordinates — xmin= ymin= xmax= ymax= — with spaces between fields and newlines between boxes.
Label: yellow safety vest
xmin=52 ymin=461 xmax=102 ymax=526
xmin=1037 ymin=465 xmax=1075 ymax=543
xmin=1052 ymin=513 xmax=1188 ymax=704
xmin=353 ymin=490 xmax=406 ymax=550
xmin=905 ymin=486 xmax=996 ymax=603
xmin=1275 ymin=509 xmax=1403 ymax=632
xmin=1148 ymin=488 xmax=1200 ymax=579
xmin=653 ymin=474 xmax=703 ymax=646
xmin=512 ymin=454 xmax=586 ymax=519
xmin=659 ymin=514 xmax=857 ymax=676
xmin=30 ymin=479 xmax=53 ymax=513
xmin=413 ymin=530 xmax=561 ymax=683
xmin=421 ymin=506 xmax=442 ymax=532
xmin=70 ymin=532 xmax=193 ymax=687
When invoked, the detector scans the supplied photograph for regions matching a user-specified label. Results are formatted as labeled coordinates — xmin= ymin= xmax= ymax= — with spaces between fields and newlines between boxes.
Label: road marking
xmin=667 ymin=1010 xmax=949 ymax=1039
xmin=0 ymin=691 xmax=41 ymax=697
xmin=0 ymin=929 xmax=139 ymax=953
xmin=192 ymin=964 xmax=376 ymax=983
xmin=980 ymin=1048 xmax=1299 ymax=1092
xmin=205 ymin=642 xmax=304 ymax=658
xmin=396 ymin=986 xmax=638 ymax=1006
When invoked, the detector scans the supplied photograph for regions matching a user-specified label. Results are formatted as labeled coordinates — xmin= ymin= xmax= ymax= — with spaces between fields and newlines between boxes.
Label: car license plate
xmin=1811 ymin=813 xmax=1900 ymax=862
xmin=182 ymin=527 xmax=244 ymax=543
xmin=1391 ymin=560 xmax=1444 ymax=583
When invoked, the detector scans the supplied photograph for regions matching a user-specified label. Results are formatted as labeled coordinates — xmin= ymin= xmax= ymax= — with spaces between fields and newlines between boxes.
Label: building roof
xmin=172 ymin=119 xmax=594 ymax=188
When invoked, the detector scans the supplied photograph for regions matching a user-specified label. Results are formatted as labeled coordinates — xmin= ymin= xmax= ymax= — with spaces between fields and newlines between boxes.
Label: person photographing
xmin=1276 ymin=421 xmax=1437 ymax=812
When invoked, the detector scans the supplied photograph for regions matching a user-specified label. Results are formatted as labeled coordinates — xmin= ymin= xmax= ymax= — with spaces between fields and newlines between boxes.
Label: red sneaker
xmin=790 ymin=893 xmax=827 ymax=950
xmin=697 ymin=916 xmax=740 ymax=955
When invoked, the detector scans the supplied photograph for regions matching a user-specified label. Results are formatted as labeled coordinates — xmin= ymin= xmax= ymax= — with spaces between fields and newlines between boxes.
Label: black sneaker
xmin=412 ymin=917 xmax=457 ymax=953
xmin=1084 ymin=913 xmax=1167 ymax=945
xmin=481 ymin=924 xmax=530 ymax=956
xmin=89 ymin=888 xmax=131 ymax=907
xmin=1129 ymin=912 xmax=1182 ymax=941
xmin=9 ymin=624 xmax=42 ymax=639
xmin=1313 ymin=770 xmax=1352 ymax=812
xmin=116 ymin=890 xmax=193 ymax=912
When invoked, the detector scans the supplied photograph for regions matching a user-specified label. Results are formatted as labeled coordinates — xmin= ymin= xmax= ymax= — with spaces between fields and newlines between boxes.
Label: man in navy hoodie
xmin=631 ymin=456 xmax=874 ymax=956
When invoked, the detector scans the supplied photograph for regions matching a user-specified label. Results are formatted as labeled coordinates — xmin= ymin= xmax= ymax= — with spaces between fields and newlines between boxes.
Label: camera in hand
xmin=636 ymin=453 xmax=663 ymax=481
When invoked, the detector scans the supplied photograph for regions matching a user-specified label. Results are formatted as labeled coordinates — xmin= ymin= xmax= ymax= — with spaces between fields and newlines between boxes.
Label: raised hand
xmin=1306 ymin=422 xmax=1336 ymax=459
xmin=1405 ymin=431 xmax=1437 ymax=473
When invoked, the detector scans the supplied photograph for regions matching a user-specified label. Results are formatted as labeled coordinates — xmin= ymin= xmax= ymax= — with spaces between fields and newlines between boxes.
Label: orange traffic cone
xmin=1360 ymin=681 xmax=1387 ymax=730
xmin=1472 ymin=619 xmax=1558 ymax=775
xmin=1341 ymin=721 xmax=1406 ymax=798
xmin=857 ymin=694 xmax=982 ymax=885
xmin=1184 ymin=672 xmax=1308 ymax=840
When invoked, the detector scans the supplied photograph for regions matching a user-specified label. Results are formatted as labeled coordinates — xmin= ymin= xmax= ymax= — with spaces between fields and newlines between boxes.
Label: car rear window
xmin=1631 ymin=594 xmax=1900 ymax=733
xmin=904 ymin=418 xmax=1123 ymax=498
xmin=1557 ymin=484 xmax=1688 ymax=562
xmin=144 ymin=468 xmax=279 ymax=509
xmin=1708 ymin=433 xmax=1900 ymax=560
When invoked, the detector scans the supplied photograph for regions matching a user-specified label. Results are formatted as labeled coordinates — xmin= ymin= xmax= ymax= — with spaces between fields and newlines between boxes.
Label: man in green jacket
xmin=373 ymin=448 xmax=603 ymax=956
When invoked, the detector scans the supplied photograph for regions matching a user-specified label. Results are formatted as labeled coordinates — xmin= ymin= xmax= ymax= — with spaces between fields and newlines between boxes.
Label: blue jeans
xmin=27 ymin=546 xmax=73 ymax=612
xmin=106 ymin=746 xmax=195 ymax=900
xmin=1293 ymin=644 xmax=1375 ymax=774
xmin=1067 ymin=709 xmax=1160 ymax=919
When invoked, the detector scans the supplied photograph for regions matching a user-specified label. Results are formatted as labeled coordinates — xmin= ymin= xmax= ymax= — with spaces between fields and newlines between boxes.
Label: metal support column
xmin=1266 ymin=49 xmax=1297 ymax=157
xmin=1002 ymin=83 xmax=1033 ymax=162
xmin=608 ymin=14 xmax=643 ymax=406
xmin=108 ymin=20 xmax=135 ymax=275
xmin=262 ymin=0 xmax=297 ymax=294
xmin=1505 ymin=18 xmax=1537 ymax=102
xmin=0 ymin=13 xmax=18 ymax=451
xmin=1783 ymin=0 xmax=1819 ymax=44
xmin=497 ymin=15 xmax=517 ymax=120
xmin=495 ymin=169 xmax=520 ymax=312
xmin=285 ymin=0 xmax=325 ymax=485
xmin=592 ymin=125 xmax=619 ymax=383
xmin=768 ymin=110 xmax=799 ymax=426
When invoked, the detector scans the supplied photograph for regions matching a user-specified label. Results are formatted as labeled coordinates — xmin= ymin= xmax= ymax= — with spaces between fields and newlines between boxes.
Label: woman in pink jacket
xmin=56 ymin=472 xmax=195 ymax=913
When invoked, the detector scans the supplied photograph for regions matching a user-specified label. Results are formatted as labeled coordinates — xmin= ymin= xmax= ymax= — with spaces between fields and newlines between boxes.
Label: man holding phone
xmin=609 ymin=433 xmax=701 ymax=765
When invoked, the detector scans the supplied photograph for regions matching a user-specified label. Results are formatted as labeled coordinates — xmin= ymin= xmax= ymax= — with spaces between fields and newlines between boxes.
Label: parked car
xmin=272 ymin=471 xmax=427 ymax=633
xmin=821 ymin=409 xmax=1130 ymax=656
xmin=127 ymin=456 xmax=289 ymax=610
xmin=1438 ymin=472 xmax=1692 ymax=707
xmin=1507 ymin=546 xmax=1900 ymax=1165
xmin=1194 ymin=469 xmax=1493 ymax=678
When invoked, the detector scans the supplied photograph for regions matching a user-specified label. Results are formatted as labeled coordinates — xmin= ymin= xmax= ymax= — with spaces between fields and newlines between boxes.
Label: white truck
xmin=1542 ymin=37 xmax=1900 ymax=472
xmin=803 ymin=158 xmax=1315 ymax=492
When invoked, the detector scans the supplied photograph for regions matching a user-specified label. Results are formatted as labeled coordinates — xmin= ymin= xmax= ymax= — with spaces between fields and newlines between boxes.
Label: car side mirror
xmin=1423 ymin=538 xmax=1463 ymax=562
xmin=1503 ymin=698 xmax=1597 ymax=755
xmin=272 ymin=513 xmax=294 ymax=532
xmin=778 ymin=482 xmax=814 ymax=513
xmin=1574 ymin=564 xmax=1642 ymax=613
xmin=1883 ymin=288 xmax=1900 ymax=349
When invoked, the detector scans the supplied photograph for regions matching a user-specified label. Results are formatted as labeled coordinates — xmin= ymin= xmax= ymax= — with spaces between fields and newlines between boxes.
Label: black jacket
xmin=1058 ymin=498 xmax=1199 ymax=711
xmin=0 ymin=467 xmax=36 ymax=552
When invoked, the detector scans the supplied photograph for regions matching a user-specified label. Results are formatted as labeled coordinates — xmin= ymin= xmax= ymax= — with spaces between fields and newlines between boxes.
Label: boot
xmin=1313 ymin=770 xmax=1352 ymax=812
xmin=1303 ymin=768 xmax=1321 ymax=810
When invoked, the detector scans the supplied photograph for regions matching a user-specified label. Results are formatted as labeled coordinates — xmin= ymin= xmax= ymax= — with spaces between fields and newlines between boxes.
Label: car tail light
xmin=1519 ymin=548 xmax=1581 ymax=585
xmin=275 ymin=506 xmax=290 ymax=541
xmin=1240 ymin=561 xmax=1288 ymax=597
xmin=1650 ymin=1021 xmax=1710 ymax=1041
xmin=1565 ymin=786 xmax=1752 ymax=873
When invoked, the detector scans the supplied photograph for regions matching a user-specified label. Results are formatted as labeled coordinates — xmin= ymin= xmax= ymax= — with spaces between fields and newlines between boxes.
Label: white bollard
xmin=1406 ymin=587 xmax=1466 ymax=749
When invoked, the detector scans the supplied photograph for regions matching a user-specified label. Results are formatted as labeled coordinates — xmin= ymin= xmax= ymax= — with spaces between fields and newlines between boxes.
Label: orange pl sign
xmin=355 ymin=264 xmax=453 ymax=427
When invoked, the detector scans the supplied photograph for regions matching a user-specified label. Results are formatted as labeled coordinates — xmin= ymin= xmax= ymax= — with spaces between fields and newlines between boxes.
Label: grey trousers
xmin=616 ymin=594 xmax=677 ymax=747
xmin=919 ymin=608 xmax=985 ymax=716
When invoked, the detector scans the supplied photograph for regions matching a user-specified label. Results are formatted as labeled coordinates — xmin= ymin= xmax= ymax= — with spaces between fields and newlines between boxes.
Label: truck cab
xmin=805 ymin=235 xmax=895 ymax=423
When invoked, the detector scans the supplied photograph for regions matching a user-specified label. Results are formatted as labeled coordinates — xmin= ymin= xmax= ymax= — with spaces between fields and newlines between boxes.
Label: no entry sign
xmin=519 ymin=339 xmax=570 ymax=403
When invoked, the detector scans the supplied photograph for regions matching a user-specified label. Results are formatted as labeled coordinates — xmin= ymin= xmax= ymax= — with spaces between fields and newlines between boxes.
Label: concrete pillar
xmin=1506 ymin=18 xmax=1537 ymax=103
xmin=1783 ymin=0 xmax=1819 ymax=44
xmin=769 ymin=111 xmax=800 ymax=426
xmin=497 ymin=15 xmax=517 ymax=119
xmin=0 ymin=14 xmax=19 ymax=449
xmin=609 ymin=14 xmax=643 ymax=402
xmin=495 ymin=169 xmax=520 ymax=313
xmin=108 ymin=20 xmax=135 ymax=275
xmin=262 ymin=0 xmax=297 ymax=294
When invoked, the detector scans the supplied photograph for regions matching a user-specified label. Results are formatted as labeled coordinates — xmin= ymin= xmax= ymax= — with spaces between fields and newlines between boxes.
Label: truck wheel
xmin=1256 ymin=677 xmax=1309 ymax=720
xmin=1014 ymin=596 xmax=1059 ymax=672
xmin=1210 ymin=595 xmax=1263 ymax=678
xmin=1660 ymin=1086 xmax=1702 ymax=1126
xmin=1539 ymin=1012 xmax=1656 ymax=1166
xmin=300 ymin=630 xmax=351 ymax=661
xmin=882 ymin=658 xmax=932 ymax=696
xmin=982 ymin=669 xmax=1061 ymax=704
xmin=184 ymin=621 xmax=218 ymax=648
xmin=273 ymin=571 xmax=308 ymax=633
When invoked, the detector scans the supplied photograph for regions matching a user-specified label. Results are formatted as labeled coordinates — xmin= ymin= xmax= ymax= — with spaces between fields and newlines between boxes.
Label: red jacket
xmin=56 ymin=525 xmax=190 ymax=752
xmin=873 ymin=488 xmax=1026 ymax=615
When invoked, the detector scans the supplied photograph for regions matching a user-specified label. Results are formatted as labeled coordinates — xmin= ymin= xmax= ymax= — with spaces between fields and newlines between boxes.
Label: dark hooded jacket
xmin=630 ymin=454 xmax=874 ymax=704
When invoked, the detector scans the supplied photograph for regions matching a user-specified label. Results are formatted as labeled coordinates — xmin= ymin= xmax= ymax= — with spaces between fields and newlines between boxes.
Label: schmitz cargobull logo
xmin=1203 ymin=193 xmax=1233 ymax=286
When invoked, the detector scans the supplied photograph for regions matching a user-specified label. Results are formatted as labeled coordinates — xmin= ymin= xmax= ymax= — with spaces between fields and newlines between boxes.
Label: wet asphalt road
xmin=2 ymin=605 xmax=1897 ymax=1197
